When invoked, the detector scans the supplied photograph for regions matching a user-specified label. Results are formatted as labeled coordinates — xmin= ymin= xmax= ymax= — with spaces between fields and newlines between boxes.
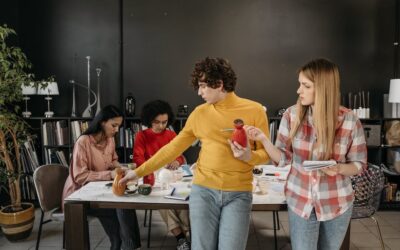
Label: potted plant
xmin=0 ymin=24 xmax=41 ymax=241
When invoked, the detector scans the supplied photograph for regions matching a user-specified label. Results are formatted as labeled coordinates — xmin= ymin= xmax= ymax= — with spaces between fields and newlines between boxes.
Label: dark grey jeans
xmin=89 ymin=208 xmax=141 ymax=250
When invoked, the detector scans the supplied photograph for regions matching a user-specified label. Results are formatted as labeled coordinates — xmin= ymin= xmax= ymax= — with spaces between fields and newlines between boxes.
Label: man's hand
xmin=320 ymin=164 xmax=341 ymax=176
xmin=228 ymin=139 xmax=251 ymax=162
xmin=119 ymin=170 xmax=138 ymax=186
xmin=166 ymin=160 xmax=180 ymax=170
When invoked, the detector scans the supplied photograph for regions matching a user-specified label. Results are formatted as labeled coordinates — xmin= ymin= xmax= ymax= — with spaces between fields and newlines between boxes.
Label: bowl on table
xmin=138 ymin=184 xmax=152 ymax=195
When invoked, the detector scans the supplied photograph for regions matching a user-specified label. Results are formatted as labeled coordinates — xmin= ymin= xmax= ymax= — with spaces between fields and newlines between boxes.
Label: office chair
xmin=33 ymin=164 xmax=69 ymax=250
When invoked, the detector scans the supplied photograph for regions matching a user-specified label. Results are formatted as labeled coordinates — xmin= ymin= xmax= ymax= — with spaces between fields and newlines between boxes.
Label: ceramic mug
xmin=138 ymin=184 xmax=152 ymax=195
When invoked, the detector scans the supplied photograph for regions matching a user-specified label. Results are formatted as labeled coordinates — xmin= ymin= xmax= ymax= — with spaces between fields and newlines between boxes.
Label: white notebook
xmin=303 ymin=160 xmax=337 ymax=171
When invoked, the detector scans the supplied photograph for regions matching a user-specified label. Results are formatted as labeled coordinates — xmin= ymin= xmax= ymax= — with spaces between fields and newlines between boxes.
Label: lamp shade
xmin=37 ymin=82 xmax=59 ymax=95
xmin=389 ymin=79 xmax=400 ymax=103
xmin=21 ymin=82 xmax=37 ymax=95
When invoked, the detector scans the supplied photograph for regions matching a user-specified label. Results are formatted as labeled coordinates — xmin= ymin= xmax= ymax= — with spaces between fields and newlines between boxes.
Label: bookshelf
xmin=19 ymin=137 xmax=41 ymax=203
xmin=25 ymin=116 xmax=188 ymax=166
xmin=360 ymin=118 xmax=400 ymax=210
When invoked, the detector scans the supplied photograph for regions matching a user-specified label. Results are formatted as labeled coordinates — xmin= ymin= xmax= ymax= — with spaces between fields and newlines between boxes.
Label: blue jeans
xmin=189 ymin=184 xmax=252 ymax=250
xmin=288 ymin=206 xmax=352 ymax=250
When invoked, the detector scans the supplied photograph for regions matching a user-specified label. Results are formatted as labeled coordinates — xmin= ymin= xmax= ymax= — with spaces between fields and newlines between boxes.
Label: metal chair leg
xmin=371 ymin=216 xmax=385 ymax=250
xmin=144 ymin=209 xmax=148 ymax=227
xmin=276 ymin=211 xmax=280 ymax=230
xmin=62 ymin=221 xmax=65 ymax=249
xmin=272 ymin=211 xmax=278 ymax=250
xmin=35 ymin=210 xmax=45 ymax=250
xmin=147 ymin=210 xmax=153 ymax=248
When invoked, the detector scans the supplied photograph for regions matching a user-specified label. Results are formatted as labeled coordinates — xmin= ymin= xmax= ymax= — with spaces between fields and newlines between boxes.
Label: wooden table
xmin=64 ymin=180 xmax=349 ymax=250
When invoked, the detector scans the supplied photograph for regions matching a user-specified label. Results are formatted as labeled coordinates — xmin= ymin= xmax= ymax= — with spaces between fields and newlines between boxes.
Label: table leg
xmin=147 ymin=209 xmax=153 ymax=248
xmin=65 ymin=202 xmax=89 ymax=250
xmin=273 ymin=211 xmax=278 ymax=250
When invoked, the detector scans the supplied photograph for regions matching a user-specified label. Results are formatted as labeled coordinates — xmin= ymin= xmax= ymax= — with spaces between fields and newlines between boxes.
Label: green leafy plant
xmin=0 ymin=24 xmax=42 ymax=210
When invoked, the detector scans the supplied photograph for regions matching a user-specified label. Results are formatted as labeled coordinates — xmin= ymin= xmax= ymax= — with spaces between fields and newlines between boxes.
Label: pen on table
xmin=265 ymin=173 xmax=280 ymax=176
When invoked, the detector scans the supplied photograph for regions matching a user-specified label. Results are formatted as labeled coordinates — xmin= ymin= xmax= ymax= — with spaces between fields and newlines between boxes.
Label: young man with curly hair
xmin=120 ymin=57 xmax=270 ymax=250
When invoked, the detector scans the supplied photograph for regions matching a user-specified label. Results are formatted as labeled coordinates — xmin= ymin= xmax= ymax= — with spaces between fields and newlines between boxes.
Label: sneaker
xmin=177 ymin=238 xmax=190 ymax=250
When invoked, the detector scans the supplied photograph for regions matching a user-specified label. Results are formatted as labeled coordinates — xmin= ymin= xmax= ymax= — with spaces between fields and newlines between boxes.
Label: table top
xmin=65 ymin=177 xmax=287 ymax=206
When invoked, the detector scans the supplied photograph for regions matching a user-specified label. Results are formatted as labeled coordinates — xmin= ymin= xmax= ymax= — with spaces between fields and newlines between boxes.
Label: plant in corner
xmin=0 ymin=24 xmax=43 ymax=241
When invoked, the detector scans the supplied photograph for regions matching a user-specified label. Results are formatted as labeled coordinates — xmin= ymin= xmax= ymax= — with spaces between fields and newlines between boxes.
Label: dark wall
xmin=2 ymin=0 xmax=396 ymax=118
xmin=16 ymin=0 xmax=121 ymax=117
xmin=123 ymin=0 xmax=395 ymax=118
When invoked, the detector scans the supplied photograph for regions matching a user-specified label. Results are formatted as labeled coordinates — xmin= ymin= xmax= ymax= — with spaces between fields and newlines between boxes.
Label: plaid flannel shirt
xmin=275 ymin=105 xmax=367 ymax=221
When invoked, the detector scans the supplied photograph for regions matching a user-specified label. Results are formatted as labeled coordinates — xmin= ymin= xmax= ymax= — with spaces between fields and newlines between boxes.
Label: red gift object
xmin=231 ymin=119 xmax=247 ymax=147
xmin=143 ymin=173 xmax=155 ymax=186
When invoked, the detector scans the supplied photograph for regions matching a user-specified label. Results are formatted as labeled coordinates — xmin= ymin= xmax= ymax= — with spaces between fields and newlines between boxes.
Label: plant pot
xmin=0 ymin=202 xmax=35 ymax=241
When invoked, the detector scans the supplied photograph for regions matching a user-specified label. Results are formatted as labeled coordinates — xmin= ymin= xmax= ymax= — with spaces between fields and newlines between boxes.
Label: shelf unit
xmin=362 ymin=118 xmax=400 ymax=210
xmin=25 ymin=116 xmax=188 ymax=166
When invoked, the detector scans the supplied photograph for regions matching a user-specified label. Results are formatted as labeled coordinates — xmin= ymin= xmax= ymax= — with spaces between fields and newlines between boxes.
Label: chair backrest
xmin=33 ymin=164 xmax=69 ymax=212
xmin=351 ymin=163 xmax=385 ymax=210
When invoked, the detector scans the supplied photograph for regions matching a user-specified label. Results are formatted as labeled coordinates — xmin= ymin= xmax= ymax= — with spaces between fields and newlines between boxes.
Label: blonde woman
xmin=234 ymin=58 xmax=367 ymax=250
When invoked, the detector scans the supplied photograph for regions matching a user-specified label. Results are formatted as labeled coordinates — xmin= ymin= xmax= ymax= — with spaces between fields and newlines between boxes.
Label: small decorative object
xmin=21 ymin=82 xmax=37 ymax=118
xmin=37 ymin=81 xmax=59 ymax=117
xmin=389 ymin=79 xmax=400 ymax=118
xmin=177 ymin=104 xmax=189 ymax=117
xmin=158 ymin=168 xmax=174 ymax=190
xmin=385 ymin=121 xmax=400 ymax=146
xmin=138 ymin=184 xmax=152 ymax=195
xmin=71 ymin=54 xmax=78 ymax=117
xmin=276 ymin=108 xmax=286 ymax=117
xmin=69 ymin=79 xmax=97 ymax=117
xmin=112 ymin=168 xmax=126 ymax=196
xmin=95 ymin=68 xmax=102 ymax=115
xmin=82 ymin=56 xmax=93 ymax=117
xmin=231 ymin=119 xmax=247 ymax=147
xmin=71 ymin=79 xmax=77 ymax=117
xmin=124 ymin=93 xmax=136 ymax=117
xmin=252 ymin=167 xmax=263 ymax=176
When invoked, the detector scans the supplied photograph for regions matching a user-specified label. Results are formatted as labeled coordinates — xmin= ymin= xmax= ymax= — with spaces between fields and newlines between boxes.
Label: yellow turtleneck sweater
xmin=134 ymin=92 xmax=270 ymax=191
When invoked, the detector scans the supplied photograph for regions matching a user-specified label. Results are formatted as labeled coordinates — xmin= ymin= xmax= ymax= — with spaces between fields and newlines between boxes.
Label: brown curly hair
xmin=190 ymin=57 xmax=237 ymax=92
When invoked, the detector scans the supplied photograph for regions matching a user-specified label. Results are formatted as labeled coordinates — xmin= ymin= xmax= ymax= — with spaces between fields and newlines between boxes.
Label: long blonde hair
xmin=290 ymin=58 xmax=340 ymax=160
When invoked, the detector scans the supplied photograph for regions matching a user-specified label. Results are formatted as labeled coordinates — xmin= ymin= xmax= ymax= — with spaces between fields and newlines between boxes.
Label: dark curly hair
xmin=140 ymin=100 xmax=175 ymax=128
xmin=190 ymin=57 xmax=237 ymax=92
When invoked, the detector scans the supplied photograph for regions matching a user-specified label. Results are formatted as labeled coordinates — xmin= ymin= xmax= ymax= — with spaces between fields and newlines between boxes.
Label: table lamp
xmin=37 ymin=81 xmax=59 ymax=117
xmin=389 ymin=79 xmax=400 ymax=118
xmin=21 ymin=82 xmax=37 ymax=118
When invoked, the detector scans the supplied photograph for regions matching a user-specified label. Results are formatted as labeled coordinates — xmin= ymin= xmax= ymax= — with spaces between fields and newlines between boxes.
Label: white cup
xmin=174 ymin=169 xmax=184 ymax=181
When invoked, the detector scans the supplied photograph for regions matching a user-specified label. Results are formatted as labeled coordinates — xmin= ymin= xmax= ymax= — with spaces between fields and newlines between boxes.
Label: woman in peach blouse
xmin=62 ymin=105 xmax=141 ymax=250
